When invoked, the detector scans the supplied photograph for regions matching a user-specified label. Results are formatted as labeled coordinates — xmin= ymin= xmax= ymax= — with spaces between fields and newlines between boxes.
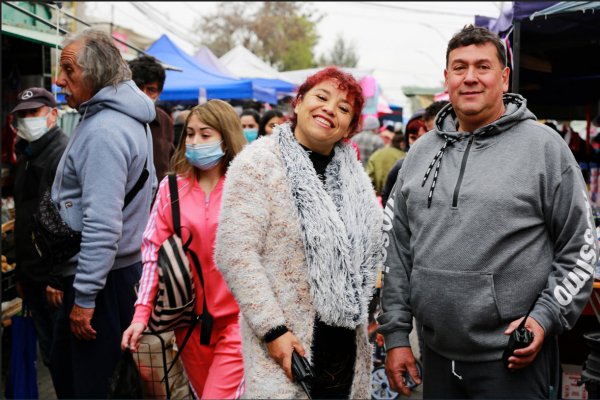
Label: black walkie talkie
xmin=502 ymin=293 xmax=539 ymax=368
xmin=292 ymin=349 xmax=314 ymax=399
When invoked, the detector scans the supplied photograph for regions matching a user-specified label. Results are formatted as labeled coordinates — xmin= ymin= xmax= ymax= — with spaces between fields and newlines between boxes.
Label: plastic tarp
xmin=476 ymin=1 xmax=600 ymax=120
xmin=193 ymin=46 xmax=238 ymax=79
xmin=219 ymin=45 xmax=297 ymax=93
xmin=146 ymin=35 xmax=277 ymax=104
xmin=513 ymin=1 xmax=559 ymax=20
xmin=474 ymin=2 xmax=558 ymax=35
xmin=529 ymin=1 xmax=600 ymax=20
xmin=194 ymin=46 xmax=296 ymax=96
xmin=280 ymin=67 xmax=374 ymax=86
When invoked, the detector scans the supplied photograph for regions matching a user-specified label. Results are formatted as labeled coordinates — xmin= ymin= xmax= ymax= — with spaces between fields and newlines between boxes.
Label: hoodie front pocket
xmin=410 ymin=267 xmax=502 ymax=354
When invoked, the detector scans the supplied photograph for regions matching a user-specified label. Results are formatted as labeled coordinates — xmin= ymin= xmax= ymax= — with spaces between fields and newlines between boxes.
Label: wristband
xmin=264 ymin=325 xmax=289 ymax=343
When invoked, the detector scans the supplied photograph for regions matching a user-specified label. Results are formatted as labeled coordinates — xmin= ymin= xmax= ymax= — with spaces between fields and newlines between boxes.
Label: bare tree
xmin=318 ymin=33 xmax=360 ymax=68
xmin=196 ymin=1 xmax=321 ymax=71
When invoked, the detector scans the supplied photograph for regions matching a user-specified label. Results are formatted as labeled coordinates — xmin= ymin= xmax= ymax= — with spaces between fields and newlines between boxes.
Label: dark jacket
xmin=381 ymin=158 xmax=404 ymax=206
xmin=150 ymin=106 xmax=174 ymax=182
xmin=14 ymin=125 xmax=69 ymax=284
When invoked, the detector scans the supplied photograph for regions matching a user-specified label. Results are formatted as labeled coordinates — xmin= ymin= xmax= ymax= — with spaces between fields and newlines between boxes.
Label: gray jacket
xmin=378 ymin=93 xmax=597 ymax=361
xmin=52 ymin=80 xmax=157 ymax=308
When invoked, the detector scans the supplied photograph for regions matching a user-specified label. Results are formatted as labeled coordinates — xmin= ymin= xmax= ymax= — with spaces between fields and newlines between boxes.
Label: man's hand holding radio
xmin=504 ymin=316 xmax=545 ymax=370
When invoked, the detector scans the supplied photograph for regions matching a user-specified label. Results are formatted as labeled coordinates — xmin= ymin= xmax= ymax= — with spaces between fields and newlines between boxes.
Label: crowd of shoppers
xmin=6 ymin=24 xmax=598 ymax=400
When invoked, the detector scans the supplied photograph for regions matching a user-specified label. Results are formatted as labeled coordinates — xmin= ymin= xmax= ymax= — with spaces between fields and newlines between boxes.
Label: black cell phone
xmin=291 ymin=349 xmax=314 ymax=399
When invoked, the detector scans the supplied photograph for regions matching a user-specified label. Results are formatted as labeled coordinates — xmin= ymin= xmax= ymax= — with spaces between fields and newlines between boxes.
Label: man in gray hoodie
xmin=378 ymin=24 xmax=597 ymax=398
xmin=48 ymin=28 xmax=156 ymax=398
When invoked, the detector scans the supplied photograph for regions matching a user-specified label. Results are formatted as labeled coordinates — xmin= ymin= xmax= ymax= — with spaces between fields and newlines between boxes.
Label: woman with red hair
xmin=215 ymin=67 xmax=383 ymax=398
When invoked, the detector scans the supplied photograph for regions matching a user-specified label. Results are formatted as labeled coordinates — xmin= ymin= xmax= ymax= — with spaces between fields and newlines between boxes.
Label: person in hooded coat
xmin=379 ymin=24 xmax=596 ymax=399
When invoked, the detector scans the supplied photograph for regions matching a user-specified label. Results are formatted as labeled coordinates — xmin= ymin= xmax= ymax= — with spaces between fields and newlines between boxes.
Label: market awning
xmin=529 ymin=1 xmax=600 ymax=20
xmin=1 ymin=23 xmax=64 ymax=48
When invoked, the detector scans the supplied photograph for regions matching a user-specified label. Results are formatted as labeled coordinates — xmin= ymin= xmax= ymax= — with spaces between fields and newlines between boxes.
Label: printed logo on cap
xmin=21 ymin=90 xmax=34 ymax=100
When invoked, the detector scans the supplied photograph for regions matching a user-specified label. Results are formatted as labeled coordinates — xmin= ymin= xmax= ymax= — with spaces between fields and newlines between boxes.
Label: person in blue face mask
xmin=122 ymin=99 xmax=248 ymax=398
xmin=240 ymin=108 xmax=260 ymax=143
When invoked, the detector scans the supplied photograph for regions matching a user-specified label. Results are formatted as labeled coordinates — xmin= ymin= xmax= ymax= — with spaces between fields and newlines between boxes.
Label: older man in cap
xmin=49 ymin=28 xmax=156 ymax=398
xmin=11 ymin=87 xmax=68 ymax=373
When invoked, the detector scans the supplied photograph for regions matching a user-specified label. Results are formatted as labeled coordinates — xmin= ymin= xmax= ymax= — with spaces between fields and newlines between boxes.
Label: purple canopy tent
xmin=475 ymin=1 xmax=600 ymax=121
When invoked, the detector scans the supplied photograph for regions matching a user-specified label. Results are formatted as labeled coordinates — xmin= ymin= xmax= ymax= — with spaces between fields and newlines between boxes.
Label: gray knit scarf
xmin=276 ymin=123 xmax=382 ymax=328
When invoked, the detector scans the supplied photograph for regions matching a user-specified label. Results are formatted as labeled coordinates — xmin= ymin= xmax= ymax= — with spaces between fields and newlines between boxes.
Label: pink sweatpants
xmin=175 ymin=322 xmax=245 ymax=399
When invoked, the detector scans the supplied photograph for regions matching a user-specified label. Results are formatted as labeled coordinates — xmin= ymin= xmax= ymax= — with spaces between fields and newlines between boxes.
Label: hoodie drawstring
xmin=421 ymin=135 xmax=459 ymax=208
xmin=451 ymin=360 xmax=463 ymax=380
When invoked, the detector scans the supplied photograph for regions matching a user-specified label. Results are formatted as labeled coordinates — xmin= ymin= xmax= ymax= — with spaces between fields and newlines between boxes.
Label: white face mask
xmin=16 ymin=114 xmax=50 ymax=142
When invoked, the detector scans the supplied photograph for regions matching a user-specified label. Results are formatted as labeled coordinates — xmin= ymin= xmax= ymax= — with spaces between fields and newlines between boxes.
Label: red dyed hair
xmin=290 ymin=66 xmax=365 ymax=136
xmin=406 ymin=118 xmax=426 ymax=135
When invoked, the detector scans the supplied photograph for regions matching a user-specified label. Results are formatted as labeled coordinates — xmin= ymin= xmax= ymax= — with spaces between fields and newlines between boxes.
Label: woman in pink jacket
xmin=122 ymin=100 xmax=246 ymax=398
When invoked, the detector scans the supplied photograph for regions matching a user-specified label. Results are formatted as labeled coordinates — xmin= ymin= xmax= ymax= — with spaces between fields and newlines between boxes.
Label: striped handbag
xmin=147 ymin=175 xmax=213 ymax=344
xmin=147 ymin=234 xmax=196 ymax=332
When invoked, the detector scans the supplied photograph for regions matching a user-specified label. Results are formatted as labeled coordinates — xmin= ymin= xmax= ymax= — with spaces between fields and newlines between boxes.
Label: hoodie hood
xmin=421 ymin=93 xmax=536 ymax=208
xmin=434 ymin=93 xmax=536 ymax=140
xmin=78 ymin=80 xmax=155 ymax=124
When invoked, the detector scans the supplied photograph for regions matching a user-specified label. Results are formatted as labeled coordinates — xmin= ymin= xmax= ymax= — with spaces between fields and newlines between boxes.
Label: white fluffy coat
xmin=215 ymin=124 xmax=383 ymax=398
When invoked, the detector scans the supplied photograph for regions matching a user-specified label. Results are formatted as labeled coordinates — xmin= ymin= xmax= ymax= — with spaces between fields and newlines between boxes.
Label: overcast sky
xmin=83 ymin=1 xmax=502 ymax=111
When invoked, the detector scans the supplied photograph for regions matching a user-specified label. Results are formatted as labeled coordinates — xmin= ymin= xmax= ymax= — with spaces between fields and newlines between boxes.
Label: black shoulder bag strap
xmin=168 ymin=174 xmax=181 ymax=237
xmin=123 ymin=159 xmax=148 ymax=210
xmin=163 ymin=175 xmax=214 ymax=377
xmin=167 ymin=174 xmax=193 ymax=250
xmin=123 ymin=125 xmax=150 ymax=210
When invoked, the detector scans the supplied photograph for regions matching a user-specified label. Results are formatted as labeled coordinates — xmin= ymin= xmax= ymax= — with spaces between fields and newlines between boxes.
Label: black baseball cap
xmin=11 ymin=87 xmax=57 ymax=113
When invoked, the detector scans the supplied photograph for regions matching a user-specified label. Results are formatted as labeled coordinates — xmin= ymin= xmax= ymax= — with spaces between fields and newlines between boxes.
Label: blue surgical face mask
xmin=243 ymin=128 xmax=258 ymax=143
xmin=185 ymin=140 xmax=224 ymax=170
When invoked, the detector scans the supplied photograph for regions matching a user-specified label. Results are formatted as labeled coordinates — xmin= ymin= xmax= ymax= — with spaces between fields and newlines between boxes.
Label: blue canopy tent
xmin=219 ymin=45 xmax=297 ymax=96
xmin=146 ymin=35 xmax=277 ymax=104
xmin=193 ymin=46 xmax=238 ymax=79
xmin=247 ymin=78 xmax=296 ymax=93
xmin=193 ymin=46 xmax=295 ymax=95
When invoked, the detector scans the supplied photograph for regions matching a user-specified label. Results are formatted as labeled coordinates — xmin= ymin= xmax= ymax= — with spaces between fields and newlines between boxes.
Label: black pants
xmin=422 ymin=336 xmax=559 ymax=399
xmin=22 ymin=280 xmax=59 ymax=367
xmin=49 ymin=263 xmax=141 ymax=399
xmin=309 ymin=318 xmax=356 ymax=399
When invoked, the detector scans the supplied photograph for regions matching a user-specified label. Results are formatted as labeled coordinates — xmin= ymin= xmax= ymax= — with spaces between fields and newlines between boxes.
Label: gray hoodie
xmin=51 ymin=80 xmax=157 ymax=308
xmin=378 ymin=93 xmax=597 ymax=361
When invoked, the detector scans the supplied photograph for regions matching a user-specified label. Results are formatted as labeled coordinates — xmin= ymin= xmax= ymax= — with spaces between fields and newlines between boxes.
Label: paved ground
xmin=37 ymin=355 xmax=56 ymax=400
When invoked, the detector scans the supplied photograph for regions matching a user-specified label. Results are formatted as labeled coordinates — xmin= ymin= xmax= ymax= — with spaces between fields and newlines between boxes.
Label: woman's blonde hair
xmin=170 ymin=100 xmax=246 ymax=180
